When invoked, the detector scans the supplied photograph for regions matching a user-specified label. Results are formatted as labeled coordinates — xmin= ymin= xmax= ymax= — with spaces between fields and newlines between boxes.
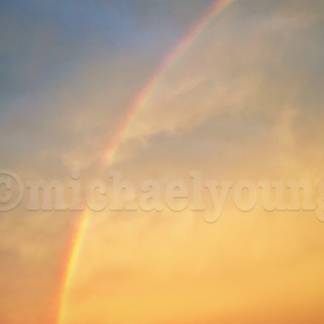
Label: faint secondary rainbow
xmin=55 ymin=0 xmax=235 ymax=323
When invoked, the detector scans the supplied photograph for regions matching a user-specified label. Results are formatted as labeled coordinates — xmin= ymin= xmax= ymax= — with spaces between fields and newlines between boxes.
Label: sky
xmin=1 ymin=0 xmax=324 ymax=323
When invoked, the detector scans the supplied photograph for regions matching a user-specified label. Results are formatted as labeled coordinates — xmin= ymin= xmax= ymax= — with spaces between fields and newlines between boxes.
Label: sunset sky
xmin=1 ymin=1 xmax=324 ymax=323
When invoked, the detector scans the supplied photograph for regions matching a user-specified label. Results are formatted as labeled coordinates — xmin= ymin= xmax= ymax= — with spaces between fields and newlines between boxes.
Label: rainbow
xmin=55 ymin=0 xmax=235 ymax=323
xmin=103 ymin=0 xmax=235 ymax=166
xmin=54 ymin=210 xmax=93 ymax=324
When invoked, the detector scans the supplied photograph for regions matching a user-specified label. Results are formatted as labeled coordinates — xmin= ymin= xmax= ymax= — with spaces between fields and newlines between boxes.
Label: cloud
xmin=106 ymin=0 xmax=324 ymax=165
xmin=1 ymin=1 xmax=324 ymax=323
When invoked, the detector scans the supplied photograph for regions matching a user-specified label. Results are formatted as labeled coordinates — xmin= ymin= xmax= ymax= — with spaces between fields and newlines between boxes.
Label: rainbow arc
xmin=55 ymin=1 xmax=235 ymax=323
